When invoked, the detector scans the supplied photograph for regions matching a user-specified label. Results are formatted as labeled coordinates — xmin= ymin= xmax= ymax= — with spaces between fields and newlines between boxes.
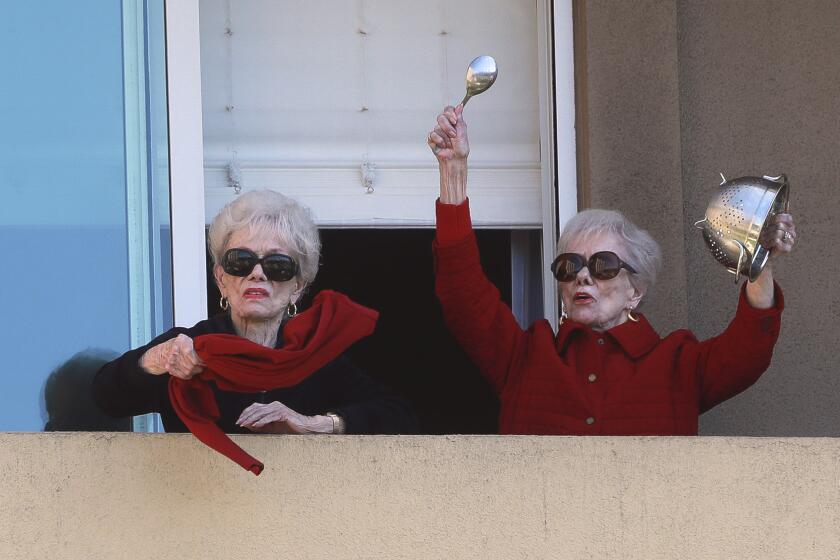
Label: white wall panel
xmin=199 ymin=0 xmax=543 ymax=226
xmin=169 ymin=0 xmax=209 ymax=326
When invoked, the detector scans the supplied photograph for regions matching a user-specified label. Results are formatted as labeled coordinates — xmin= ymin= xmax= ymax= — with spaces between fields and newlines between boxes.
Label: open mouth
xmin=243 ymin=288 xmax=269 ymax=299
xmin=573 ymin=292 xmax=595 ymax=304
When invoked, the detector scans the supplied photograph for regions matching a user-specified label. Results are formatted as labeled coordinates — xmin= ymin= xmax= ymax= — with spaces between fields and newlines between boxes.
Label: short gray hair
xmin=556 ymin=209 xmax=662 ymax=297
xmin=208 ymin=190 xmax=321 ymax=288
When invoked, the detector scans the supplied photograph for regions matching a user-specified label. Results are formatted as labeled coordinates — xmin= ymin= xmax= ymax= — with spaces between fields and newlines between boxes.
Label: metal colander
xmin=694 ymin=174 xmax=790 ymax=282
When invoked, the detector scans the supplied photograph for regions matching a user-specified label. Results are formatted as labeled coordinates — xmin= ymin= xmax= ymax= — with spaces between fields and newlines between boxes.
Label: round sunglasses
xmin=550 ymin=251 xmax=637 ymax=282
xmin=221 ymin=248 xmax=298 ymax=282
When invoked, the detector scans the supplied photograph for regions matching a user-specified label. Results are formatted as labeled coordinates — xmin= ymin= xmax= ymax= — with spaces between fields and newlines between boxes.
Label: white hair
xmin=556 ymin=209 xmax=662 ymax=299
xmin=208 ymin=190 xmax=321 ymax=288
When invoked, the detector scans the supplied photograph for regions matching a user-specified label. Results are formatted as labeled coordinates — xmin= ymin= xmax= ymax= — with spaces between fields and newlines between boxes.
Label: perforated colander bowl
xmin=695 ymin=174 xmax=789 ymax=282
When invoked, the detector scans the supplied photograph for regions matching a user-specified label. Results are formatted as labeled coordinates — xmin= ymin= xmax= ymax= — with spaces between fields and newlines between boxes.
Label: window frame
xmin=165 ymin=0 xmax=576 ymax=330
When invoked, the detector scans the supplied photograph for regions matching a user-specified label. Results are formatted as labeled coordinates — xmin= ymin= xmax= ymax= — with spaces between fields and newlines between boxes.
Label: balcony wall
xmin=2 ymin=433 xmax=838 ymax=559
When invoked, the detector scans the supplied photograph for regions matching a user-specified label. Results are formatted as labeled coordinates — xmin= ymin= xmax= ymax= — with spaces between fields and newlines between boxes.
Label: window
xmin=165 ymin=0 xmax=576 ymax=433
xmin=0 ymin=0 xmax=172 ymax=431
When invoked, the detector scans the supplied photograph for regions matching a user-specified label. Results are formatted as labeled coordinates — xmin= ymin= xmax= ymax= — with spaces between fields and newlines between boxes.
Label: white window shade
xmin=200 ymin=0 xmax=542 ymax=227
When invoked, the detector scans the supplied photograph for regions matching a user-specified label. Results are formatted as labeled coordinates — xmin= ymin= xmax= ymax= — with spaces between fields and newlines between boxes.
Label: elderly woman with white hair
xmin=95 ymin=190 xmax=415 ymax=472
xmin=428 ymin=105 xmax=796 ymax=435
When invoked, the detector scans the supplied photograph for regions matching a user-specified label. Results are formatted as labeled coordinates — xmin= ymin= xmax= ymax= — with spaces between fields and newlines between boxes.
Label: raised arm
xmin=428 ymin=105 xmax=527 ymax=395
xmin=428 ymin=104 xmax=469 ymax=204
xmin=693 ymin=212 xmax=796 ymax=410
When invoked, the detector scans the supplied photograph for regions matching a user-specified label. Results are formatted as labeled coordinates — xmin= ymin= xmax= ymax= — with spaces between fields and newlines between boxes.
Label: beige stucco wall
xmin=576 ymin=0 xmax=688 ymax=335
xmin=576 ymin=0 xmax=840 ymax=435
xmin=2 ymin=433 xmax=839 ymax=559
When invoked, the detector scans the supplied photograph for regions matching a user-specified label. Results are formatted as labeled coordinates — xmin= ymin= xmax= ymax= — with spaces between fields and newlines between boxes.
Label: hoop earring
xmin=559 ymin=302 xmax=567 ymax=326
xmin=219 ymin=296 xmax=229 ymax=311
xmin=287 ymin=301 xmax=298 ymax=318
xmin=627 ymin=308 xmax=639 ymax=323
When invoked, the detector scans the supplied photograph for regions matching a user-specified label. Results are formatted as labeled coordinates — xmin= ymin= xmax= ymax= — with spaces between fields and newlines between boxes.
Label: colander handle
xmin=693 ymin=217 xmax=708 ymax=229
xmin=733 ymin=240 xmax=748 ymax=284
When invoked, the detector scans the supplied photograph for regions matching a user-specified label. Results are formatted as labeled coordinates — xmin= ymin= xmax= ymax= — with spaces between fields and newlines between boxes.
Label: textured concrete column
xmin=575 ymin=0 xmax=840 ymax=435
xmin=575 ymin=0 xmax=688 ymax=334
xmin=676 ymin=0 xmax=840 ymax=435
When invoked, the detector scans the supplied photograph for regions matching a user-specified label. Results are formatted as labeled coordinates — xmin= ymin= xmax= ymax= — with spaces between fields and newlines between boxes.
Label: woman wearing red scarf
xmin=427 ymin=105 xmax=796 ymax=436
xmin=95 ymin=190 xmax=416 ymax=473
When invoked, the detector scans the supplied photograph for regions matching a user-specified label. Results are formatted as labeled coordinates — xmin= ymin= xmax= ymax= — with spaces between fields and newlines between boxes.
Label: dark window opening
xmin=207 ymin=229 xmax=514 ymax=434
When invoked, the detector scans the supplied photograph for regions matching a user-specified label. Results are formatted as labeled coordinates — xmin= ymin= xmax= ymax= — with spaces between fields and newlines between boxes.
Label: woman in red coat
xmin=427 ymin=105 xmax=796 ymax=435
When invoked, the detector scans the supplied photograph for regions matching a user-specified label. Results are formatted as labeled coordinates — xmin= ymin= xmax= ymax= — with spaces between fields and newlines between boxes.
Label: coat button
xmin=588 ymin=373 xmax=597 ymax=382
xmin=586 ymin=417 xmax=595 ymax=425
xmin=597 ymin=338 xmax=605 ymax=346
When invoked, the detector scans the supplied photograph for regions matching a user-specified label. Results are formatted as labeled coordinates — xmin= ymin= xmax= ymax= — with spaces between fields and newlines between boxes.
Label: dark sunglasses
xmin=550 ymin=251 xmax=637 ymax=282
xmin=221 ymin=248 xmax=298 ymax=282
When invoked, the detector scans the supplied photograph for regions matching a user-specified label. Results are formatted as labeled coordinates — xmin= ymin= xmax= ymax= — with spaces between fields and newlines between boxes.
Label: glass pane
xmin=124 ymin=0 xmax=172 ymax=432
xmin=0 ymin=0 xmax=171 ymax=431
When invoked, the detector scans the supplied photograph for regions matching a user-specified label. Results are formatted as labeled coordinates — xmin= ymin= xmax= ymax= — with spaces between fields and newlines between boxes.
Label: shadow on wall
xmin=42 ymin=349 xmax=132 ymax=432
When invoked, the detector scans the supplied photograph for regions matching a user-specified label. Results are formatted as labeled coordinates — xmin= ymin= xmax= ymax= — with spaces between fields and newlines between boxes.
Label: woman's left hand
xmin=236 ymin=401 xmax=332 ymax=434
xmin=747 ymin=212 xmax=796 ymax=309
xmin=759 ymin=213 xmax=797 ymax=259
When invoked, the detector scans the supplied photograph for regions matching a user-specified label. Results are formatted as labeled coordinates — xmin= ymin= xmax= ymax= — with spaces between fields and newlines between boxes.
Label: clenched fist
xmin=140 ymin=334 xmax=205 ymax=380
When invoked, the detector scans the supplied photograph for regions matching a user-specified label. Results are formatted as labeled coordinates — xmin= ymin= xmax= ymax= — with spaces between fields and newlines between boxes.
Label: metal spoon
xmin=461 ymin=55 xmax=498 ymax=107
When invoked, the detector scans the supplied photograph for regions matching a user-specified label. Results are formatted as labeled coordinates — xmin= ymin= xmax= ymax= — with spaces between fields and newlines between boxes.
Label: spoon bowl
xmin=461 ymin=55 xmax=498 ymax=107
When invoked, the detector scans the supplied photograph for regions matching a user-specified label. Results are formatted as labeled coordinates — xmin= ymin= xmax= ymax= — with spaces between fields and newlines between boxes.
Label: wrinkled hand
xmin=427 ymin=105 xmax=469 ymax=164
xmin=236 ymin=401 xmax=331 ymax=434
xmin=140 ymin=334 xmax=205 ymax=379
xmin=759 ymin=213 xmax=797 ymax=260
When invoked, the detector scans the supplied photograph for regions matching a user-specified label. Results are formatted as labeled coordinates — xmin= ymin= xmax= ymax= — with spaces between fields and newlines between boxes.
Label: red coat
xmin=434 ymin=200 xmax=784 ymax=435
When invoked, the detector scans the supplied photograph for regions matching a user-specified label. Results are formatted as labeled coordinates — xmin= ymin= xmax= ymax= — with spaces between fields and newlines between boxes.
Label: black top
xmin=93 ymin=313 xmax=417 ymax=434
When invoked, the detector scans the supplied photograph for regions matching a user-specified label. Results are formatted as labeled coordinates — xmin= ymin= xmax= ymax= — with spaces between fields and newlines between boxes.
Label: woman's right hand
xmin=139 ymin=334 xmax=205 ymax=380
xmin=428 ymin=105 xmax=470 ymax=204
xmin=428 ymin=105 xmax=469 ymax=164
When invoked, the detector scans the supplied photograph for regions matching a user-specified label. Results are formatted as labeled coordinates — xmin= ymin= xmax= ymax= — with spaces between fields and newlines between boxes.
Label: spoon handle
xmin=460 ymin=94 xmax=471 ymax=107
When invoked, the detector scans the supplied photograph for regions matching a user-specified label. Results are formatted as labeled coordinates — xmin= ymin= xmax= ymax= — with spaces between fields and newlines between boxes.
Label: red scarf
xmin=168 ymin=290 xmax=378 ymax=475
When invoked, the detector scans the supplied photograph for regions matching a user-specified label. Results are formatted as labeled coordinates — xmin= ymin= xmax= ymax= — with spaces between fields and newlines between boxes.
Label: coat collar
xmin=555 ymin=313 xmax=660 ymax=359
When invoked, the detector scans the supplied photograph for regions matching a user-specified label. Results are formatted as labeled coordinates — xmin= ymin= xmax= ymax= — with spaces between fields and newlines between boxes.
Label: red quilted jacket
xmin=434 ymin=199 xmax=783 ymax=435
